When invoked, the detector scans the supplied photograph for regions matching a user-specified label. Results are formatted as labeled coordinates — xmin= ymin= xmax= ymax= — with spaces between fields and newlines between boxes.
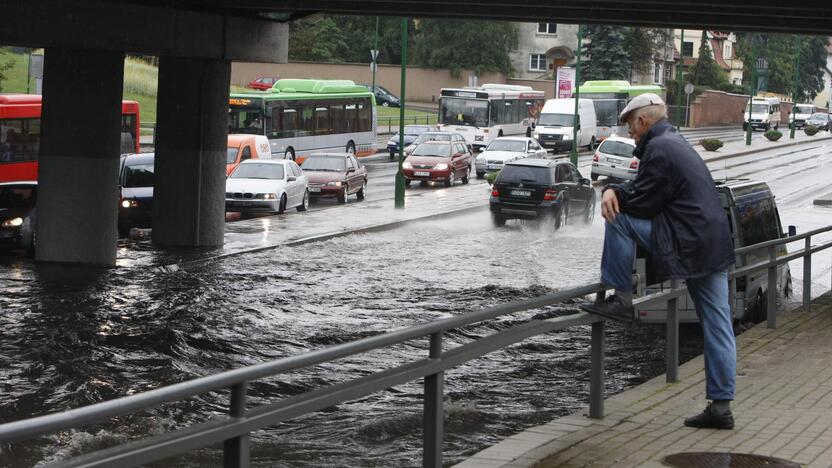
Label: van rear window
xmin=737 ymin=197 xmax=780 ymax=246
xmin=497 ymin=165 xmax=552 ymax=184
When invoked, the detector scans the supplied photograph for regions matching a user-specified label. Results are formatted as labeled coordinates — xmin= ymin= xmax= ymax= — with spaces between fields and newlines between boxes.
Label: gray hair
xmin=632 ymin=103 xmax=668 ymax=124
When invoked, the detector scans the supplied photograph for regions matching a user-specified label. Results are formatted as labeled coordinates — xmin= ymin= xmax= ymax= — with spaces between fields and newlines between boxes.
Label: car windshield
xmin=598 ymin=140 xmax=635 ymax=158
xmin=487 ymin=140 xmax=526 ymax=152
xmin=796 ymin=106 xmax=814 ymax=113
xmin=413 ymin=133 xmax=452 ymax=144
xmin=0 ymin=186 xmax=36 ymax=208
xmin=497 ymin=165 xmax=552 ymax=184
xmin=123 ymin=163 xmax=154 ymax=188
xmin=538 ymin=113 xmax=574 ymax=126
xmin=809 ymin=113 xmax=828 ymax=120
xmin=411 ymin=142 xmax=450 ymax=157
xmin=749 ymin=103 xmax=769 ymax=113
xmin=227 ymin=147 xmax=239 ymax=164
xmin=230 ymin=163 xmax=285 ymax=180
xmin=404 ymin=125 xmax=431 ymax=137
xmin=302 ymin=156 xmax=346 ymax=172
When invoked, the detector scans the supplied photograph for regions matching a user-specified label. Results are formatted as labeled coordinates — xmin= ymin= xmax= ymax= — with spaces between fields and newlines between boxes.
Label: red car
xmin=247 ymin=76 xmax=279 ymax=91
xmin=301 ymin=153 xmax=368 ymax=203
xmin=402 ymin=141 xmax=472 ymax=187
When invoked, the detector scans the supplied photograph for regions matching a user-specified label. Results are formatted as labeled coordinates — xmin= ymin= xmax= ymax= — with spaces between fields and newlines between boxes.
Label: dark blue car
xmin=386 ymin=125 xmax=433 ymax=160
xmin=118 ymin=153 xmax=154 ymax=236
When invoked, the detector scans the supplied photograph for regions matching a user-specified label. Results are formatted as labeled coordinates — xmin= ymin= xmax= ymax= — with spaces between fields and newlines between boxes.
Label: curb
xmin=698 ymin=134 xmax=832 ymax=164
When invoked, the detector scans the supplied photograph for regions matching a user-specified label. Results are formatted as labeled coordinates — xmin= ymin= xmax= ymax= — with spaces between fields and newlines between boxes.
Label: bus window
xmin=299 ymin=106 xmax=314 ymax=137
xmin=0 ymin=118 xmax=40 ymax=164
xmin=314 ymin=107 xmax=331 ymax=135
xmin=358 ymin=100 xmax=371 ymax=132
xmin=280 ymin=108 xmax=298 ymax=138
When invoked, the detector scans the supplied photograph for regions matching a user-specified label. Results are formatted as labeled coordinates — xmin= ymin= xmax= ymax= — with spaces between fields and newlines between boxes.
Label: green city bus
xmin=229 ymin=79 xmax=377 ymax=162
xmin=578 ymin=80 xmax=664 ymax=140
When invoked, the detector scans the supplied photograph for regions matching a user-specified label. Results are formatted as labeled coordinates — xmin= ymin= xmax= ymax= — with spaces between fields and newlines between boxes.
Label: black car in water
xmin=489 ymin=159 xmax=596 ymax=229
xmin=0 ymin=181 xmax=37 ymax=253
xmin=118 ymin=153 xmax=155 ymax=236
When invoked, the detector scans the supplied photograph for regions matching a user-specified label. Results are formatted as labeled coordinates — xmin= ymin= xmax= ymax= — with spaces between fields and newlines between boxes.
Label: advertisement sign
xmin=556 ymin=67 xmax=575 ymax=99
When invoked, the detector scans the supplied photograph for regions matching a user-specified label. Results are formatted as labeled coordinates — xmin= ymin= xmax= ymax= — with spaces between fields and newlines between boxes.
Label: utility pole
xmin=372 ymin=17 xmax=379 ymax=95
xmin=745 ymin=34 xmax=757 ymax=146
xmin=394 ymin=18 xmax=408 ymax=209
xmin=675 ymin=29 xmax=685 ymax=130
xmin=790 ymin=35 xmax=800 ymax=139
xmin=570 ymin=24 xmax=583 ymax=166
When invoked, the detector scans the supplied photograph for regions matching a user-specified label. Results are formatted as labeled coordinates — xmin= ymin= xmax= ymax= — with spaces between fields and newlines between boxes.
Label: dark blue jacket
xmin=606 ymin=119 xmax=733 ymax=280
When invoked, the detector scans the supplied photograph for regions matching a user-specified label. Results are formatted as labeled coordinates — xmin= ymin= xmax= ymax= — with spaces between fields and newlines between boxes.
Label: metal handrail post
xmin=666 ymin=279 xmax=679 ymax=383
xmin=803 ymin=237 xmax=812 ymax=311
xmin=589 ymin=320 xmax=605 ymax=419
xmin=767 ymin=245 xmax=777 ymax=329
xmin=223 ymin=382 xmax=250 ymax=468
xmin=423 ymin=332 xmax=444 ymax=468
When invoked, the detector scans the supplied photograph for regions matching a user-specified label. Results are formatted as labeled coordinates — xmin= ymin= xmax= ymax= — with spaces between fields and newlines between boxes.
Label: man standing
xmin=581 ymin=94 xmax=737 ymax=429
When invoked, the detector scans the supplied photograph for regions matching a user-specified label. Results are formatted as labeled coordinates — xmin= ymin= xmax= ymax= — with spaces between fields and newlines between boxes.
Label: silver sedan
xmin=590 ymin=135 xmax=638 ymax=181
xmin=474 ymin=137 xmax=548 ymax=179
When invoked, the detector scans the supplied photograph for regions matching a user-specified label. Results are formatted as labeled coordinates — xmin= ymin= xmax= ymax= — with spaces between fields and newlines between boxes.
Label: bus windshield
xmin=590 ymin=100 xmax=620 ymax=126
xmin=439 ymin=97 xmax=488 ymax=127
xmin=538 ymin=113 xmax=574 ymax=127
xmin=229 ymin=99 xmax=266 ymax=135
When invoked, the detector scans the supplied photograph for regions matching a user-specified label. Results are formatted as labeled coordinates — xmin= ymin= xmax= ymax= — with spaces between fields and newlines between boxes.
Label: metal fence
xmin=666 ymin=105 xmax=690 ymax=128
xmin=1 ymin=226 xmax=831 ymax=468
xmin=378 ymin=115 xmax=437 ymax=134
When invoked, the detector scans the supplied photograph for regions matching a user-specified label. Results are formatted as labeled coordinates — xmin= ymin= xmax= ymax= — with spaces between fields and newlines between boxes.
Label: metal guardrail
xmin=1 ymin=226 xmax=831 ymax=467
xmin=377 ymin=115 xmax=437 ymax=134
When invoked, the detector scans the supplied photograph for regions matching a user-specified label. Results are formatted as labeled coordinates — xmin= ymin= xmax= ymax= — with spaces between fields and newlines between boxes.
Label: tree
xmin=690 ymin=31 xmax=728 ymax=88
xmin=410 ymin=19 xmax=517 ymax=76
xmin=735 ymin=33 xmax=827 ymax=101
xmin=0 ymin=47 xmax=16 ymax=93
xmin=624 ymin=28 xmax=671 ymax=77
xmin=582 ymin=25 xmax=630 ymax=81
xmin=288 ymin=16 xmax=349 ymax=62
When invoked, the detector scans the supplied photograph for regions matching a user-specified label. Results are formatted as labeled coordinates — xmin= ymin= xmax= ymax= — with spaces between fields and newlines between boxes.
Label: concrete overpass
xmin=2 ymin=0 xmax=830 ymax=266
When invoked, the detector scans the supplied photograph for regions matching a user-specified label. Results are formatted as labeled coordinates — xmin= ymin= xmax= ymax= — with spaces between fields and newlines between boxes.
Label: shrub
xmin=485 ymin=171 xmax=500 ymax=185
xmin=764 ymin=130 xmax=782 ymax=141
xmin=700 ymin=138 xmax=724 ymax=151
xmin=804 ymin=124 xmax=819 ymax=136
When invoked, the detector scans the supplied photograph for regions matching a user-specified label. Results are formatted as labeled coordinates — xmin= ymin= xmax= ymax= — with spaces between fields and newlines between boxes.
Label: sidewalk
xmin=692 ymin=129 xmax=831 ymax=164
xmin=456 ymin=294 xmax=832 ymax=468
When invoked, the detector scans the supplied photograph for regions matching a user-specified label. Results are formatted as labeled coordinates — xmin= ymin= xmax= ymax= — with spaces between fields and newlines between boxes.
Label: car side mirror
xmin=581 ymin=178 xmax=591 ymax=186
xmin=478 ymin=147 xmax=485 ymax=152
xmin=788 ymin=225 xmax=797 ymax=237
xmin=287 ymin=176 xmax=297 ymax=182
xmin=347 ymin=167 xmax=355 ymax=173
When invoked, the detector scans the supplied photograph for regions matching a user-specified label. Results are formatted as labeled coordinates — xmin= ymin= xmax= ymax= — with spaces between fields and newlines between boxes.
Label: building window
xmin=654 ymin=62 xmax=663 ymax=84
xmin=682 ymin=41 xmax=694 ymax=57
xmin=537 ymin=23 xmax=557 ymax=35
xmin=724 ymin=42 xmax=732 ymax=59
xmin=664 ymin=63 xmax=673 ymax=82
xmin=529 ymin=54 xmax=547 ymax=72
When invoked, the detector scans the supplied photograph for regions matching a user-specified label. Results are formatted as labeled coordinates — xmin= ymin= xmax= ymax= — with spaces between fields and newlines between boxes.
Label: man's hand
xmin=601 ymin=189 xmax=620 ymax=223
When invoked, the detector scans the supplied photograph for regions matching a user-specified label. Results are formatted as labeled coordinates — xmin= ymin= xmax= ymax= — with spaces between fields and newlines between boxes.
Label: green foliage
xmin=624 ymin=28 xmax=670 ymax=76
xmin=0 ymin=47 xmax=21 ymax=92
xmin=804 ymin=124 xmax=819 ymax=136
xmin=485 ymin=171 xmax=500 ymax=184
xmin=288 ymin=16 xmax=350 ymax=62
xmin=764 ymin=129 xmax=782 ymax=141
xmin=714 ymin=82 xmax=747 ymax=95
xmin=410 ymin=20 xmax=517 ymax=76
xmin=690 ymin=31 xmax=729 ymax=88
xmin=582 ymin=26 xmax=631 ymax=81
xmin=700 ymin=138 xmax=724 ymax=151
xmin=735 ymin=34 xmax=827 ymax=101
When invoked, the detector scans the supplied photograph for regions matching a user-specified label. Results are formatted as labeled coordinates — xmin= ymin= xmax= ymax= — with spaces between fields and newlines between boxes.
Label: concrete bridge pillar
xmin=36 ymin=48 xmax=125 ymax=266
xmin=151 ymin=57 xmax=230 ymax=247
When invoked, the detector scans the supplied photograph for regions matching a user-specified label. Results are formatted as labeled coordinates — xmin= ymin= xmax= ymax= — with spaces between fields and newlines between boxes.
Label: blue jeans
xmin=600 ymin=213 xmax=736 ymax=401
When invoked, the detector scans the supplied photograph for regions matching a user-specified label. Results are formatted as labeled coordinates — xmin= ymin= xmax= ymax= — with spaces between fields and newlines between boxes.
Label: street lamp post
xmin=372 ymin=17 xmax=379 ymax=95
xmin=394 ymin=18 xmax=408 ymax=209
xmin=570 ymin=24 xmax=583 ymax=166
xmin=790 ymin=35 xmax=801 ymax=140
xmin=675 ymin=29 xmax=685 ymax=130
xmin=745 ymin=34 xmax=758 ymax=146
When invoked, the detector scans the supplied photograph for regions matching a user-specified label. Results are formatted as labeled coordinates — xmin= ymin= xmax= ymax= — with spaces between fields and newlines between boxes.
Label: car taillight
xmin=630 ymin=160 xmax=639 ymax=169
xmin=491 ymin=188 xmax=499 ymax=197
xmin=593 ymin=153 xmax=600 ymax=162
xmin=543 ymin=189 xmax=558 ymax=201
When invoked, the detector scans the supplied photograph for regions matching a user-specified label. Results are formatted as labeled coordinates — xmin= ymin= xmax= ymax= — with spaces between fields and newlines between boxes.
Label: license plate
xmin=606 ymin=157 xmax=621 ymax=164
xmin=487 ymin=164 xmax=501 ymax=170
xmin=511 ymin=190 xmax=531 ymax=197
xmin=414 ymin=171 xmax=430 ymax=177
xmin=309 ymin=187 xmax=321 ymax=192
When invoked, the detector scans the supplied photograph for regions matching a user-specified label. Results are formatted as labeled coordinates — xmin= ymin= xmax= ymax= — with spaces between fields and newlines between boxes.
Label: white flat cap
xmin=619 ymin=93 xmax=665 ymax=123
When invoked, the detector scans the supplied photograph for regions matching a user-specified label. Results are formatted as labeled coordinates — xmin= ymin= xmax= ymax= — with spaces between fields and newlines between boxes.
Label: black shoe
xmin=684 ymin=403 xmax=734 ymax=429
xmin=580 ymin=295 xmax=634 ymax=323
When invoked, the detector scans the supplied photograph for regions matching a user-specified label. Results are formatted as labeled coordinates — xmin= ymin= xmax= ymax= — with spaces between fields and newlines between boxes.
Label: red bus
xmin=0 ymin=94 xmax=140 ymax=182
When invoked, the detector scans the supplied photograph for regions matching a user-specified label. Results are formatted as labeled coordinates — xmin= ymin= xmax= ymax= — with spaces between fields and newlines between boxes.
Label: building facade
xmin=510 ymin=22 xmax=578 ymax=80
xmin=630 ymin=28 xmax=677 ymax=86
xmin=674 ymin=29 xmax=744 ymax=85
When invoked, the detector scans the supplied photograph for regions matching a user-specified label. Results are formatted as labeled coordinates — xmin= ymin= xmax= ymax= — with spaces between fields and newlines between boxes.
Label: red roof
xmin=709 ymin=39 xmax=731 ymax=70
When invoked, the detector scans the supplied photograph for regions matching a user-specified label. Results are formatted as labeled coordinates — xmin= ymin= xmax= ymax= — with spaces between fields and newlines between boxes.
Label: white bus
xmin=228 ymin=79 xmax=377 ymax=164
xmin=437 ymin=84 xmax=545 ymax=150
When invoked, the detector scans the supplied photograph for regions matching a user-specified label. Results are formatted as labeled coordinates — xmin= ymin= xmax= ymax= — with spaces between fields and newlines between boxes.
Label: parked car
xmin=790 ymin=104 xmax=817 ymax=129
xmin=403 ymin=131 xmax=467 ymax=157
xmin=489 ymin=159 xmax=595 ymax=229
xmin=359 ymin=84 xmax=400 ymax=107
xmin=402 ymin=141 xmax=472 ymax=187
xmin=118 ymin=153 xmax=155 ymax=236
xmin=805 ymin=112 xmax=831 ymax=131
xmin=301 ymin=152 xmax=368 ymax=203
xmin=0 ymin=181 xmax=37 ymax=253
xmin=590 ymin=135 xmax=638 ymax=181
xmin=387 ymin=125 xmax=433 ymax=159
xmin=226 ymin=160 xmax=309 ymax=214
xmin=474 ymin=137 xmax=547 ymax=179
xmin=247 ymin=76 xmax=279 ymax=91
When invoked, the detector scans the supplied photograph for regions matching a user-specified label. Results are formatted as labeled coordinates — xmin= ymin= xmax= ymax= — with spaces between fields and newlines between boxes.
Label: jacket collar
xmin=633 ymin=119 xmax=673 ymax=159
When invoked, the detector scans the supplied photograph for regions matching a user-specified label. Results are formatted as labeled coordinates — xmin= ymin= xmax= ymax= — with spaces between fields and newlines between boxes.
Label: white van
xmin=743 ymin=97 xmax=781 ymax=131
xmin=791 ymin=103 xmax=817 ymax=129
xmin=533 ymin=98 xmax=598 ymax=152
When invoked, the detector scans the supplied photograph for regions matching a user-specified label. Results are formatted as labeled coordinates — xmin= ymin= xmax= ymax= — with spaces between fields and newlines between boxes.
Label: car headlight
xmin=562 ymin=134 xmax=572 ymax=140
xmin=255 ymin=193 xmax=278 ymax=199
xmin=476 ymin=156 xmax=485 ymax=163
xmin=121 ymin=199 xmax=138 ymax=208
xmin=327 ymin=181 xmax=342 ymax=187
xmin=387 ymin=140 xmax=396 ymax=146
xmin=532 ymin=131 xmax=539 ymax=139
xmin=434 ymin=163 xmax=449 ymax=170
xmin=402 ymin=162 xmax=412 ymax=169
xmin=2 ymin=217 xmax=23 ymax=227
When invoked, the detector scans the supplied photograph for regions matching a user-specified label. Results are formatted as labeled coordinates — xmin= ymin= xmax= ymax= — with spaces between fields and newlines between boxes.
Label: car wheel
xmin=277 ymin=194 xmax=287 ymax=214
xmin=783 ymin=273 xmax=792 ymax=298
xmin=338 ymin=185 xmax=349 ymax=203
xmin=405 ymin=179 xmax=411 ymax=188
xmin=476 ymin=171 xmax=484 ymax=179
xmin=750 ymin=289 xmax=766 ymax=322
xmin=555 ymin=204 xmax=568 ymax=230
xmin=286 ymin=148 xmax=296 ymax=161
xmin=587 ymin=137 xmax=596 ymax=151
xmin=346 ymin=141 xmax=356 ymax=155
xmin=389 ymin=152 xmax=395 ymax=160
xmin=492 ymin=212 xmax=506 ymax=227
xmin=445 ymin=170 xmax=455 ymax=187
xmin=297 ymin=190 xmax=309 ymax=212
xmin=461 ymin=165 xmax=470 ymax=184
xmin=420 ymin=180 xmax=428 ymax=187
xmin=357 ymin=179 xmax=367 ymax=200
